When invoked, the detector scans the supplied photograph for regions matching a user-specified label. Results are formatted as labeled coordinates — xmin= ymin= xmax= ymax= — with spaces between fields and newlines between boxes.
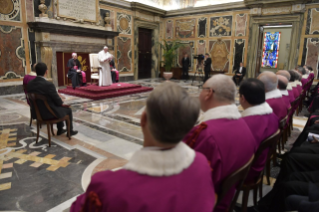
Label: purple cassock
xmin=242 ymin=103 xmax=279 ymax=182
xmin=286 ymin=84 xmax=295 ymax=103
xmin=280 ymin=89 xmax=292 ymax=108
xmin=296 ymin=81 xmax=302 ymax=94
xmin=301 ymin=75 xmax=308 ymax=88
xmin=266 ymin=89 xmax=288 ymax=120
xmin=289 ymin=82 xmax=300 ymax=98
xmin=309 ymin=72 xmax=315 ymax=79
xmin=183 ymin=105 xmax=256 ymax=212
xmin=23 ymin=73 xmax=37 ymax=105
xmin=71 ymin=142 xmax=216 ymax=212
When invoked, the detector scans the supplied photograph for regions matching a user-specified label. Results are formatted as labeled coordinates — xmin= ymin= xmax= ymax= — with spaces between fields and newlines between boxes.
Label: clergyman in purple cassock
xmin=71 ymin=82 xmax=216 ymax=212
xmin=184 ymin=74 xmax=256 ymax=212
xmin=265 ymin=89 xmax=288 ymax=120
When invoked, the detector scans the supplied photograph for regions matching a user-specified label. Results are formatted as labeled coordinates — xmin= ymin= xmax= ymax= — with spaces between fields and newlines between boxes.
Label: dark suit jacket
xmin=234 ymin=66 xmax=246 ymax=77
xmin=204 ymin=58 xmax=212 ymax=72
xmin=182 ymin=57 xmax=190 ymax=70
xmin=67 ymin=58 xmax=81 ymax=74
xmin=27 ymin=77 xmax=66 ymax=120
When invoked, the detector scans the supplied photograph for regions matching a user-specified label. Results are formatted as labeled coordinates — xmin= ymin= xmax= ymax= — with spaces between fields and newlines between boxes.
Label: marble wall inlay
xmin=117 ymin=37 xmax=132 ymax=72
xmin=209 ymin=39 xmax=230 ymax=71
xmin=302 ymin=38 xmax=319 ymax=78
xmin=175 ymin=18 xmax=196 ymax=39
xmin=166 ymin=20 xmax=173 ymax=39
xmin=176 ymin=41 xmax=194 ymax=68
xmin=235 ymin=14 xmax=247 ymax=37
xmin=210 ymin=16 xmax=232 ymax=37
xmin=0 ymin=25 xmax=25 ymax=79
xmin=198 ymin=17 xmax=207 ymax=38
xmin=306 ymin=8 xmax=319 ymax=35
xmin=0 ymin=0 xmax=21 ymax=22
xmin=233 ymin=39 xmax=245 ymax=70
xmin=117 ymin=13 xmax=132 ymax=35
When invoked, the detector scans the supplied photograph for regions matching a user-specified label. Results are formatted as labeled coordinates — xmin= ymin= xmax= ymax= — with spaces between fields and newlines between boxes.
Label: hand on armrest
xmin=62 ymin=104 xmax=70 ymax=108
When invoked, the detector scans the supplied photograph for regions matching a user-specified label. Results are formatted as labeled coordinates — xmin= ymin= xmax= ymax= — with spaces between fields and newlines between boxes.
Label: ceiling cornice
xmin=244 ymin=0 xmax=312 ymax=8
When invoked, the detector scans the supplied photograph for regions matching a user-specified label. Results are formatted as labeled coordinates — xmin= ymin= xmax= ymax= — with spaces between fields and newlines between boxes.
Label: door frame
xmin=246 ymin=14 xmax=304 ymax=78
xmin=133 ymin=20 xmax=160 ymax=80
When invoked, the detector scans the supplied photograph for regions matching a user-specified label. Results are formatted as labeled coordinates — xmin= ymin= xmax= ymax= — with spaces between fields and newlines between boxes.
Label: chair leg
xmin=47 ymin=124 xmax=51 ymax=147
xmin=36 ymin=122 xmax=40 ymax=143
xmin=67 ymin=118 xmax=71 ymax=140
xmin=259 ymin=178 xmax=263 ymax=199
xmin=241 ymin=188 xmax=249 ymax=212
xmin=266 ymin=160 xmax=271 ymax=185
xmin=29 ymin=111 xmax=32 ymax=127
xmin=253 ymin=186 xmax=258 ymax=206
xmin=51 ymin=124 xmax=55 ymax=136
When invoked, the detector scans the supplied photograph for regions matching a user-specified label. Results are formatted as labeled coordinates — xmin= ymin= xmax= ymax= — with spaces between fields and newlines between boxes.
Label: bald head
xmin=257 ymin=71 xmax=278 ymax=92
xmin=277 ymin=75 xmax=288 ymax=90
xmin=205 ymin=74 xmax=236 ymax=103
xmin=277 ymin=70 xmax=291 ymax=81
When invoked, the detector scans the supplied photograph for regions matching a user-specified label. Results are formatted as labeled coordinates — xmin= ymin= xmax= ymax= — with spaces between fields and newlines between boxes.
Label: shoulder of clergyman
xmin=185 ymin=122 xmax=209 ymax=148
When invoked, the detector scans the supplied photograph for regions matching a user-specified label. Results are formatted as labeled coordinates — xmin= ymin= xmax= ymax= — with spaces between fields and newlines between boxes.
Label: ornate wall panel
xmin=198 ymin=17 xmax=207 ymax=38
xmin=33 ymin=0 xmax=53 ymax=18
xmin=117 ymin=37 xmax=132 ymax=72
xmin=235 ymin=14 xmax=247 ymax=37
xmin=117 ymin=13 xmax=132 ymax=35
xmin=175 ymin=18 xmax=196 ymax=39
xmin=0 ymin=25 xmax=25 ymax=79
xmin=196 ymin=40 xmax=206 ymax=67
xmin=28 ymin=28 xmax=36 ymax=69
xmin=0 ymin=0 xmax=21 ymax=22
xmin=166 ymin=20 xmax=173 ymax=39
xmin=233 ymin=39 xmax=245 ymax=70
xmin=209 ymin=39 xmax=231 ymax=71
xmin=306 ymin=8 xmax=319 ymax=35
xmin=302 ymin=38 xmax=319 ymax=78
xmin=210 ymin=16 xmax=232 ymax=37
xmin=176 ymin=41 xmax=194 ymax=68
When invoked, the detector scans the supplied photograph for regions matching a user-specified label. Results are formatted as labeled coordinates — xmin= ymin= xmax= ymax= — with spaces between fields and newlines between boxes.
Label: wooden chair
xmin=23 ymin=84 xmax=33 ymax=127
xmin=216 ymin=155 xmax=255 ymax=212
xmin=240 ymin=130 xmax=280 ymax=212
xmin=289 ymin=96 xmax=300 ymax=135
xmin=28 ymin=93 xmax=71 ymax=147
xmin=279 ymin=115 xmax=288 ymax=152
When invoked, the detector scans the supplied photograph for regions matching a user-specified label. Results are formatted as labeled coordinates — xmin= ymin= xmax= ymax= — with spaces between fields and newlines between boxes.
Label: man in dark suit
xmin=232 ymin=62 xmax=246 ymax=86
xmin=181 ymin=53 xmax=190 ymax=80
xmin=204 ymin=53 xmax=212 ymax=82
xmin=27 ymin=62 xmax=78 ymax=136
xmin=67 ymin=53 xmax=82 ymax=89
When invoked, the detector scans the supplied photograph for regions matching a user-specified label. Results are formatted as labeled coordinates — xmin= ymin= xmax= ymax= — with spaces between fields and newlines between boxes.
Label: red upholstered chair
xmin=28 ymin=93 xmax=71 ymax=147
xmin=216 ymin=155 xmax=255 ymax=212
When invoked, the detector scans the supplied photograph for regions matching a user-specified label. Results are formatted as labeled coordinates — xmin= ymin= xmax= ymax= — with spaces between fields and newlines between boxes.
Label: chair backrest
xmin=291 ymin=96 xmax=300 ymax=108
xmin=254 ymin=129 xmax=280 ymax=165
xmin=27 ymin=93 xmax=58 ymax=121
xmin=279 ymin=115 xmax=288 ymax=130
xmin=216 ymin=154 xmax=255 ymax=210
xmin=89 ymin=54 xmax=100 ymax=73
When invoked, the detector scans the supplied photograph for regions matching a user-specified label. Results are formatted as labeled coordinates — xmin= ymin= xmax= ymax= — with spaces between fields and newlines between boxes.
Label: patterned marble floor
xmin=0 ymin=78 xmax=309 ymax=211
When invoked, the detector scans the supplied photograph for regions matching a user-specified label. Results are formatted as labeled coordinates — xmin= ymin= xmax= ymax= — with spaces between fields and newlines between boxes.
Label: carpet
xmin=58 ymin=83 xmax=153 ymax=100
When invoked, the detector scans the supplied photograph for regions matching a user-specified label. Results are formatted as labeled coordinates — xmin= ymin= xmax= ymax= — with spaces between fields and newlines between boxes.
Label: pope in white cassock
xmin=98 ymin=46 xmax=113 ymax=86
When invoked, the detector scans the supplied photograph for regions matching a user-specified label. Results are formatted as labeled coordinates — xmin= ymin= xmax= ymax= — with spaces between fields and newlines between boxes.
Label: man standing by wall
xmin=181 ymin=53 xmax=190 ymax=80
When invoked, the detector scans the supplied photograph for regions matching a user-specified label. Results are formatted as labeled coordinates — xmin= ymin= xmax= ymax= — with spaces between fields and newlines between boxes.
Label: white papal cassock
xmin=98 ymin=50 xmax=113 ymax=86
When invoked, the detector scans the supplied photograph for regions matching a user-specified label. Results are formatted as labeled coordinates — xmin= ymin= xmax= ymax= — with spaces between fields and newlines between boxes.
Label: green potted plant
xmin=158 ymin=40 xmax=184 ymax=80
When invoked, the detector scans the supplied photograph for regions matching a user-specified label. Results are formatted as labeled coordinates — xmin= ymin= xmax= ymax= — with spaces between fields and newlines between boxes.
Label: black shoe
xmin=57 ymin=129 xmax=67 ymax=135
xmin=67 ymin=130 xmax=78 ymax=137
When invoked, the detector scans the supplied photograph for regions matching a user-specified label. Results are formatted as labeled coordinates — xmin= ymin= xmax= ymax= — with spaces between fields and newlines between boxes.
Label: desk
xmin=160 ymin=67 xmax=182 ymax=79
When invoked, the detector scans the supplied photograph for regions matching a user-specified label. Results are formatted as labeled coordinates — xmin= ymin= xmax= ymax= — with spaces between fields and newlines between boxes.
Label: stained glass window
xmin=262 ymin=32 xmax=281 ymax=68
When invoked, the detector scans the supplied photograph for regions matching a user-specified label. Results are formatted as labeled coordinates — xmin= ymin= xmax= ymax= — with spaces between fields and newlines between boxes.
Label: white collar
xmin=124 ymin=142 xmax=195 ymax=177
xmin=289 ymin=81 xmax=296 ymax=87
xmin=202 ymin=104 xmax=241 ymax=122
xmin=302 ymin=75 xmax=309 ymax=79
xmin=287 ymin=84 xmax=292 ymax=90
xmin=266 ymin=89 xmax=282 ymax=100
xmin=310 ymin=71 xmax=314 ymax=74
xmin=242 ymin=102 xmax=273 ymax=117
xmin=296 ymin=81 xmax=302 ymax=86
xmin=280 ymin=89 xmax=289 ymax=96
xmin=29 ymin=72 xmax=37 ymax=76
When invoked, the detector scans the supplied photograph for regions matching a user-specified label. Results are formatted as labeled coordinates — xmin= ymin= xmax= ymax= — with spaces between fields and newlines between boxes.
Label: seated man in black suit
xmin=232 ymin=62 xmax=246 ymax=86
xmin=27 ymin=62 xmax=78 ymax=136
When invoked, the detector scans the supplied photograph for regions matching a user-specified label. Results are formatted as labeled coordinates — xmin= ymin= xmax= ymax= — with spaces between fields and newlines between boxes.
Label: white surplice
xmin=98 ymin=50 xmax=113 ymax=86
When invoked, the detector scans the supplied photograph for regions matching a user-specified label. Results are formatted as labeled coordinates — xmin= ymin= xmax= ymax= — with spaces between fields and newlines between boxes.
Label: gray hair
xmin=298 ymin=66 xmax=306 ymax=75
xmin=258 ymin=71 xmax=278 ymax=92
xmin=206 ymin=74 xmax=236 ymax=103
xmin=146 ymin=82 xmax=200 ymax=144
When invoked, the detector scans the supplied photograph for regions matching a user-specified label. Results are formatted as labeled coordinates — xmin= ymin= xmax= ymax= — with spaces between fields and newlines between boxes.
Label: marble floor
xmin=0 ymin=78 xmax=309 ymax=211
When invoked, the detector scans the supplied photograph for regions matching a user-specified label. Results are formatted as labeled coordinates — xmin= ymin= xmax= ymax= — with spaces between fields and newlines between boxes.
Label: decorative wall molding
xmin=0 ymin=0 xmax=21 ymax=22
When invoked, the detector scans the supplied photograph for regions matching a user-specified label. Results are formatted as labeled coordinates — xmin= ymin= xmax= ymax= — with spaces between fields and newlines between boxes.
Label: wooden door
xmin=138 ymin=28 xmax=152 ymax=79
xmin=255 ymin=26 xmax=264 ymax=77
xmin=56 ymin=52 xmax=91 ymax=86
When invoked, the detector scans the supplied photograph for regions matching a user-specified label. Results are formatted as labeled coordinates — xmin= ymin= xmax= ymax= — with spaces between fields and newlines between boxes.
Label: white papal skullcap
xmin=104 ymin=46 xmax=108 ymax=49
xmin=72 ymin=52 xmax=77 ymax=56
